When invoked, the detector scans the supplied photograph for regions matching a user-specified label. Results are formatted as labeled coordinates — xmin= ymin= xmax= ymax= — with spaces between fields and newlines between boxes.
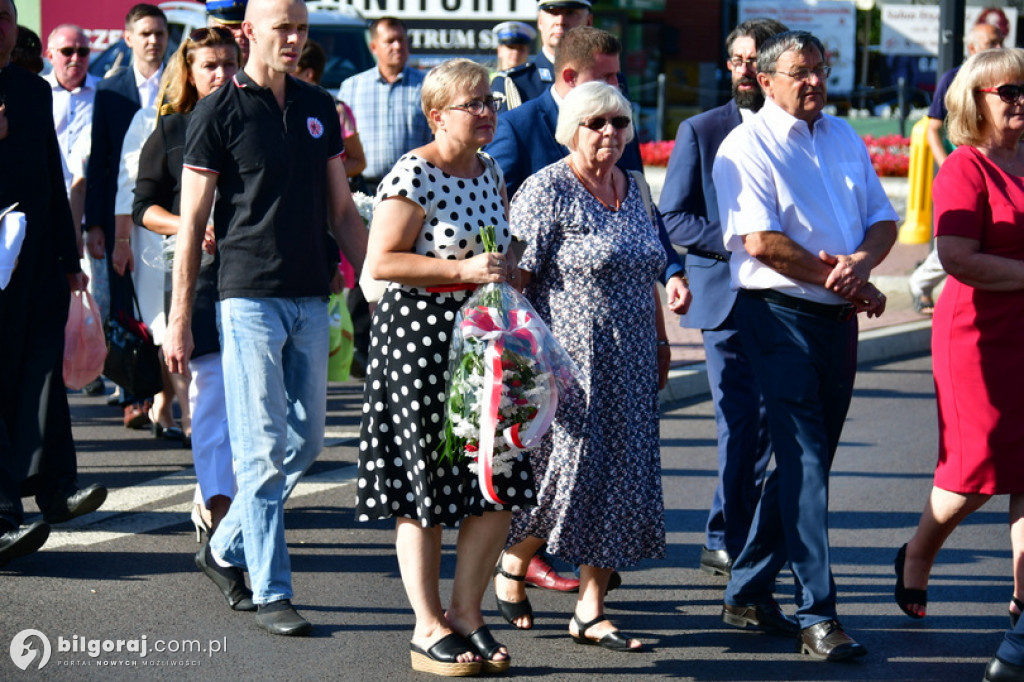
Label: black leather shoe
xmin=0 ymin=521 xmax=51 ymax=568
xmin=722 ymin=600 xmax=799 ymax=635
xmin=256 ymin=599 xmax=313 ymax=636
xmin=700 ymin=546 xmax=732 ymax=577
xmin=42 ymin=484 xmax=107 ymax=524
xmin=985 ymin=656 xmax=1024 ymax=681
xmin=194 ymin=543 xmax=257 ymax=611
xmin=798 ymin=619 xmax=867 ymax=661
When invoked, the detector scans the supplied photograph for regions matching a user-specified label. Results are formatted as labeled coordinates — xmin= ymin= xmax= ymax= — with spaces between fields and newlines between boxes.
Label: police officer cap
xmin=537 ymin=0 xmax=592 ymax=10
xmin=206 ymin=0 xmax=247 ymax=24
xmin=494 ymin=21 xmax=537 ymax=46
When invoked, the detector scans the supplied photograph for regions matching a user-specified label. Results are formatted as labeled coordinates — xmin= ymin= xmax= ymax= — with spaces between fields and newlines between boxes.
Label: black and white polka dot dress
xmin=356 ymin=153 xmax=534 ymax=527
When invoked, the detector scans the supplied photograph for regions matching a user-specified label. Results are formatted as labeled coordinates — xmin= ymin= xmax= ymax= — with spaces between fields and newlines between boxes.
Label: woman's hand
xmin=459 ymin=251 xmax=508 ymax=284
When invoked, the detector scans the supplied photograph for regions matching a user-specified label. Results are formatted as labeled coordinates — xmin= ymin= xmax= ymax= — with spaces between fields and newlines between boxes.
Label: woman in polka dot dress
xmin=356 ymin=59 xmax=534 ymax=677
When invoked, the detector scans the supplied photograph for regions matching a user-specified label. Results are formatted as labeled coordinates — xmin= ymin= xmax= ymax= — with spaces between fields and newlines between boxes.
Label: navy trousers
xmin=724 ymin=293 xmax=858 ymax=628
xmin=702 ymin=311 xmax=772 ymax=559
xmin=997 ymin=612 xmax=1024 ymax=666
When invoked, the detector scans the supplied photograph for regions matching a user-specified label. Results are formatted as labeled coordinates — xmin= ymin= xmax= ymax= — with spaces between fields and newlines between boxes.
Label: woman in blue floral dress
xmin=493 ymin=82 xmax=670 ymax=651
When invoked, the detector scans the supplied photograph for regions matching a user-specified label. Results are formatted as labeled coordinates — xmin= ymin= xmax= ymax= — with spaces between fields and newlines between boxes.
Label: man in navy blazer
xmin=84 ymin=3 xmax=167 ymax=425
xmin=488 ymin=26 xmax=644 ymax=199
xmin=488 ymin=26 xmax=683 ymax=293
xmin=660 ymin=18 xmax=786 ymax=582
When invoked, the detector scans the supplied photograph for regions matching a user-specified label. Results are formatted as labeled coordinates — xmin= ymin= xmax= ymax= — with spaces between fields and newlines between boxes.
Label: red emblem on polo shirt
xmin=307 ymin=117 xmax=324 ymax=139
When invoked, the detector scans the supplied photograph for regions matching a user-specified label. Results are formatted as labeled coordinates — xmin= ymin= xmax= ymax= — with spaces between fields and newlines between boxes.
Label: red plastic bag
xmin=63 ymin=290 xmax=107 ymax=390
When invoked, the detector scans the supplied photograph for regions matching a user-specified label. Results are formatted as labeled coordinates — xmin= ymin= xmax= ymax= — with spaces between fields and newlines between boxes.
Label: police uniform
xmin=493 ymin=50 xmax=554 ymax=112
xmin=206 ymin=0 xmax=245 ymax=24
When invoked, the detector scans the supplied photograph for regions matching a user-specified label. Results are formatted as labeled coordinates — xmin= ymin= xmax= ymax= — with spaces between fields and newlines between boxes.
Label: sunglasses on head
xmin=188 ymin=26 xmax=236 ymax=43
xmin=58 ymin=47 xmax=91 ymax=58
xmin=579 ymin=116 xmax=631 ymax=131
xmin=977 ymin=83 xmax=1024 ymax=104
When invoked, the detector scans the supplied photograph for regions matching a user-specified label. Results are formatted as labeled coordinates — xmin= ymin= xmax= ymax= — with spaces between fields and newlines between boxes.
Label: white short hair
xmin=555 ymin=81 xmax=635 ymax=149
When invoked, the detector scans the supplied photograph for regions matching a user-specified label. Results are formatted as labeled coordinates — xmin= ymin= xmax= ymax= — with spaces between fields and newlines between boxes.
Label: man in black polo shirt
xmin=164 ymin=0 xmax=366 ymax=637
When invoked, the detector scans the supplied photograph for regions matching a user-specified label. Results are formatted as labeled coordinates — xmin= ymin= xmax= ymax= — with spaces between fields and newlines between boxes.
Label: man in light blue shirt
xmin=338 ymin=16 xmax=431 ymax=190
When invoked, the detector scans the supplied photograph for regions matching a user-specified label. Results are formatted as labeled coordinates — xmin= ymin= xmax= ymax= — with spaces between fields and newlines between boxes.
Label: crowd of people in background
xmin=1 ymin=0 xmax=1023 ymax=678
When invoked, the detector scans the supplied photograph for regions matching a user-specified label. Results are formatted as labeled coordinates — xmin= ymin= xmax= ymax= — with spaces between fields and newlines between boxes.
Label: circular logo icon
xmin=10 ymin=629 xmax=51 ymax=670
xmin=307 ymin=116 xmax=324 ymax=139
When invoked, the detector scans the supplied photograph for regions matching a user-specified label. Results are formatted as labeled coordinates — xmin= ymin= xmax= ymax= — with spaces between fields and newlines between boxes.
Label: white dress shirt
xmin=44 ymin=71 xmax=99 ymax=164
xmin=133 ymin=64 xmax=163 ymax=110
xmin=712 ymin=98 xmax=898 ymax=304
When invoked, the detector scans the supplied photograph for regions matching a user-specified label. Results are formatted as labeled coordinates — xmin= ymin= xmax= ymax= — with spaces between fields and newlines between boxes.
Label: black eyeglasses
xmin=58 ymin=47 xmax=91 ymax=58
xmin=729 ymin=57 xmax=757 ymax=69
xmin=769 ymin=66 xmax=831 ymax=82
xmin=977 ymin=84 xmax=1024 ymax=104
xmin=189 ymin=26 xmax=236 ymax=43
xmin=579 ymin=116 xmax=631 ymax=131
xmin=447 ymin=96 xmax=503 ymax=116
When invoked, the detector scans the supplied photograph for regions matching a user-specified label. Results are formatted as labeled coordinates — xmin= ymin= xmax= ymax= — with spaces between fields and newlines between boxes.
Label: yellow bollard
xmin=899 ymin=116 xmax=934 ymax=244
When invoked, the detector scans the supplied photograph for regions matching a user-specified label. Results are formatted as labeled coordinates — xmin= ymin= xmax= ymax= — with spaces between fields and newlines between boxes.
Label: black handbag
xmin=103 ymin=284 xmax=163 ymax=399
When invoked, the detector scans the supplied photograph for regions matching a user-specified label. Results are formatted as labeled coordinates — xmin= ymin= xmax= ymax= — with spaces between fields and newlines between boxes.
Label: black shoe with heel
xmin=894 ymin=543 xmax=927 ymax=619
xmin=493 ymin=551 xmax=533 ymax=629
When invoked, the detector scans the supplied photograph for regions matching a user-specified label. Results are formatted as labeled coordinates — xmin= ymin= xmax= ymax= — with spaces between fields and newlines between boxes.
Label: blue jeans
xmin=210 ymin=296 xmax=328 ymax=605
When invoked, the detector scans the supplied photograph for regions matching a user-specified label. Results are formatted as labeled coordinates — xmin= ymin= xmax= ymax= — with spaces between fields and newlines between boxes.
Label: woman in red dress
xmin=896 ymin=47 xmax=1024 ymax=623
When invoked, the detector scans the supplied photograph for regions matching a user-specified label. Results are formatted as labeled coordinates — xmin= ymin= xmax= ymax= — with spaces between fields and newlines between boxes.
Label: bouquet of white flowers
xmin=354 ymin=191 xmax=390 ymax=303
xmin=440 ymin=226 xmax=579 ymax=504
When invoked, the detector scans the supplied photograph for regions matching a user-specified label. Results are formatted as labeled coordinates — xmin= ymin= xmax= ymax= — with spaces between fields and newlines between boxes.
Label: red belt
xmin=425 ymin=284 xmax=478 ymax=293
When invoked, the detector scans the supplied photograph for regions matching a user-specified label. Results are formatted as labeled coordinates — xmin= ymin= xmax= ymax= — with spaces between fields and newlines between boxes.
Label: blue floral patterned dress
xmin=506 ymin=159 xmax=666 ymax=568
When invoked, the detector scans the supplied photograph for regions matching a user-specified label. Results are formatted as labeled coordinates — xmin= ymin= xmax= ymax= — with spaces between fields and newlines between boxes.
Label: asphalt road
xmin=1 ymin=352 xmax=1012 ymax=681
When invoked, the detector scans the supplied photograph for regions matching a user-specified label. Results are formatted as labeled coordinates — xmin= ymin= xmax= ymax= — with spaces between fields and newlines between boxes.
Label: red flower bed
xmin=641 ymin=134 xmax=910 ymax=177
xmin=863 ymin=134 xmax=911 ymax=177
xmin=640 ymin=140 xmax=675 ymax=166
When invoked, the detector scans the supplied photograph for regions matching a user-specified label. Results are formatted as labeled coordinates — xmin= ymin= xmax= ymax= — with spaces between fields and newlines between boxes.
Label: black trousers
xmin=0 ymin=262 xmax=78 ymax=527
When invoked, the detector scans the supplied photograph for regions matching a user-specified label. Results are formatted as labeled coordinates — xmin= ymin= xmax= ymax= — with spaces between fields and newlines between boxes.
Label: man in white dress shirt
xmin=712 ymin=30 xmax=897 ymax=662
xmin=44 ymin=24 xmax=107 ymax=376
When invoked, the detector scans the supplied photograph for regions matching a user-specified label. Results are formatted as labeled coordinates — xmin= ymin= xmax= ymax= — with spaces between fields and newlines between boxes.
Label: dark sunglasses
xmin=58 ymin=47 xmax=91 ymax=58
xmin=579 ymin=116 xmax=631 ymax=132
xmin=977 ymin=83 xmax=1024 ymax=104
xmin=188 ymin=26 xmax=236 ymax=43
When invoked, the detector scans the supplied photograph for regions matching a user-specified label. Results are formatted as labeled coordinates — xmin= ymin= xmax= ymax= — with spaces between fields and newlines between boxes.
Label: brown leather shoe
xmin=525 ymin=555 xmax=579 ymax=592
xmin=722 ymin=600 xmax=799 ymax=635
xmin=123 ymin=401 xmax=152 ymax=429
xmin=797 ymin=620 xmax=867 ymax=661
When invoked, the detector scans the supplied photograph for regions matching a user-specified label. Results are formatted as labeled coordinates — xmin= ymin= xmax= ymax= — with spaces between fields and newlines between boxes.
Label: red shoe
xmin=525 ymin=555 xmax=579 ymax=592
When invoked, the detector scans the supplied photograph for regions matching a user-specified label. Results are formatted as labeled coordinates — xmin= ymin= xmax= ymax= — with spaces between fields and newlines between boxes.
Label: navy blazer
xmin=660 ymin=99 xmax=742 ymax=330
xmin=85 ymin=68 xmax=141 ymax=243
xmin=486 ymin=89 xmax=680 ymax=283
xmin=486 ymin=89 xmax=645 ymax=199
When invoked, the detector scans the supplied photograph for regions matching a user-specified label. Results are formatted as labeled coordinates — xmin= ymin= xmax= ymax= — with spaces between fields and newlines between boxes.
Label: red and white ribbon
xmin=461 ymin=306 xmax=546 ymax=504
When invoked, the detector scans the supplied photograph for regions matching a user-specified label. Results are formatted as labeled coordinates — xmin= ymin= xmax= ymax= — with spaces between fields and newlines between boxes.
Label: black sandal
xmin=1011 ymin=597 xmax=1024 ymax=628
xmin=493 ymin=552 xmax=533 ymax=629
xmin=409 ymin=633 xmax=481 ymax=677
xmin=465 ymin=625 xmax=510 ymax=674
xmin=570 ymin=613 xmax=643 ymax=652
xmin=894 ymin=543 xmax=927 ymax=619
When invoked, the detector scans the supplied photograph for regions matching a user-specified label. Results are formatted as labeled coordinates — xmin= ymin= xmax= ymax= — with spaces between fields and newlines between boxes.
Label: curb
xmin=659 ymin=318 xmax=933 ymax=406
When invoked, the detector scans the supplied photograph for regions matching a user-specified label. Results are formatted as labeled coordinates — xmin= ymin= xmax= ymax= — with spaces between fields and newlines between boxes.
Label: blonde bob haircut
xmin=945 ymin=47 xmax=1024 ymax=147
xmin=555 ymin=81 xmax=635 ymax=150
xmin=421 ymin=58 xmax=491 ymax=132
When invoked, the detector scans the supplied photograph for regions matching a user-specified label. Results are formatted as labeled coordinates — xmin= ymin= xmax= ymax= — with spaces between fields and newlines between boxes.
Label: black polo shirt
xmin=184 ymin=71 xmax=343 ymax=300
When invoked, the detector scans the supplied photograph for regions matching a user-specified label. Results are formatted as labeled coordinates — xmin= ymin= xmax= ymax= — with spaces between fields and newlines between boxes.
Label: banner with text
xmin=738 ymin=0 xmax=857 ymax=94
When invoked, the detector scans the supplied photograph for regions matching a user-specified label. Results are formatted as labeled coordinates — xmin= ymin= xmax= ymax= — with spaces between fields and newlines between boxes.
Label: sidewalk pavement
xmin=644 ymin=168 xmax=935 ymax=404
